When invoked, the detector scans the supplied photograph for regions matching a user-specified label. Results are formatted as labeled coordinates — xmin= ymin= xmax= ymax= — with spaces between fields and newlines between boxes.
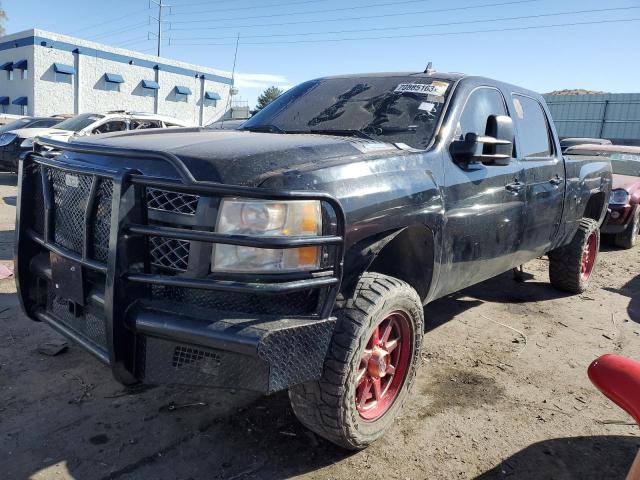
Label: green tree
xmin=256 ymin=86 xmax=283 ymax=110
xmin=0 ymin=2 xmax=7 ymax=36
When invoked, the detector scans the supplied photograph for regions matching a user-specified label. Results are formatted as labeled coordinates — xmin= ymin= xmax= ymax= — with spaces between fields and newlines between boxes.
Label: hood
xmin=11 ymin=127 xmax=69 ymax=139
xmin=70 ymin=129 xmax=402 ymax=185
xmin=612 ymin=174 xmax=640 ymax=201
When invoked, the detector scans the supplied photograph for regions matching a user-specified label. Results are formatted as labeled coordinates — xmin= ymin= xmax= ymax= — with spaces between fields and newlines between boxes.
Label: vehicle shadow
xmin=2 ymin=290 xmax=352 ymax=480
xmin=475 ymin=435 xmax=639 ymax=479
xmin=603 ymin=273 xmax=640 ymax=324
xmin=0 ymin=229 xmax=14 ymax=261
xmin=425 ymin=268 xmax=572 ymax=332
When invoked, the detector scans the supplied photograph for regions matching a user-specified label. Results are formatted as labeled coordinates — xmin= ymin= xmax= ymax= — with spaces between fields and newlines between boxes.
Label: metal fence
xmin=542 ymin=93 xmax=640 ymax=145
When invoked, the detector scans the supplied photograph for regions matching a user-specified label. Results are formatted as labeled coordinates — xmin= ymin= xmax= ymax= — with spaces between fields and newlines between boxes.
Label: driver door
xmin=439 ymin=86 xmax=527 ymax=295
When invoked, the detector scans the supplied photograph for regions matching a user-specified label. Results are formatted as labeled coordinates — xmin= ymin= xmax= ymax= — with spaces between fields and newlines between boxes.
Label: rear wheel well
xmin=584 ymin=192 xmax=606 ymax=223
xmin=367 ymin=225 xmax=434 ymax=302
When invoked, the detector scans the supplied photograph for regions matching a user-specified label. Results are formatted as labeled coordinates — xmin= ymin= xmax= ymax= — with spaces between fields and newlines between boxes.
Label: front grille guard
xmin=17 ymin=139 xmax=346 ymax=383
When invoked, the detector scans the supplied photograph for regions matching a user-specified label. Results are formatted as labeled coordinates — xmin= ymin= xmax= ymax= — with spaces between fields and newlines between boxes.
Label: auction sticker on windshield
xmin=394 ymin=81 xmax=449 ymax=96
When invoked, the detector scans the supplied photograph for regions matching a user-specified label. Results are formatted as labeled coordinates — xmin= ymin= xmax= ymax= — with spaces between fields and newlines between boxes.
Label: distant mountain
xmin=545 ymin=89 xmax=606 ymax=96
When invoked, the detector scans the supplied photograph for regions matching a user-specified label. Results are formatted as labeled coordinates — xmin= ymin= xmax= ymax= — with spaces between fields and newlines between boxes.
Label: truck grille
xmin=146 ymin=188 xmax=199 ymax=215
xmin=47 ymin=167 xmax=114 ymax=262
xmin=149 ymin=236 xmax=190 ymax=271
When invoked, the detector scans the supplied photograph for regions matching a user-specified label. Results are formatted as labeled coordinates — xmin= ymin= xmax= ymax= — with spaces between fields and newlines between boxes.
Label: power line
xmin=169 ymin=5 xmax=640 ymax=42
xmin=169 ymin=0 xmax=447 ymax=24
xmin=89 ymin=21 xmax=149 ymax=41
xmin=168 ymin=0 xmax=542 ymax=31
xmin=169 ymin=0 xmax=332 ymax=16
xmin=170 ymin=17 xmax=640 ymax=46
xmin=69 ymin=6 xmax=150 ymax=35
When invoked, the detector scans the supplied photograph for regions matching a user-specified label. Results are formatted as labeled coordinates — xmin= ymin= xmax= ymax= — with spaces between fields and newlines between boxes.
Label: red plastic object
xmin=588 ymin=354 xmax=640 ymax=426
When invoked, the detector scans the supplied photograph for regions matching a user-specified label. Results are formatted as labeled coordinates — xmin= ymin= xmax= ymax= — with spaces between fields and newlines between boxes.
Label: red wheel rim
xmin=355 ymin=311 xmax=412 ymax=421
xmin=581 ymin=232 xmax=597 ymax=281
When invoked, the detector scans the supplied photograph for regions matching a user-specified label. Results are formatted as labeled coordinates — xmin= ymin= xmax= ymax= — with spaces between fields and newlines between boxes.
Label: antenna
xmin=424 ymin=62 xmax=435 ymax=75
xmin=220 ymin=34 xmax=240 ymax=128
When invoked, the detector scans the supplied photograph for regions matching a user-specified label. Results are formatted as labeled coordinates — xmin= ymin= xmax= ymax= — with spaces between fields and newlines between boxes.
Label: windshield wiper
xmin=290 ymin=129 xmax=375 ymax=140
xmin=240 ymin=124 xmax=285 ymax=134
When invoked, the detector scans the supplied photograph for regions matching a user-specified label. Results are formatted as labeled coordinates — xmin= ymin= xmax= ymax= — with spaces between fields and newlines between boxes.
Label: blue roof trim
xmin=0 ymin=96 xmax=9 ymax=105
xmin=142 ymin=79 xmax=160 ymax=90
xmin=175 ymin=86 xmax=192 ymax=95
xmin=12 ymin=96 xmax=27 ymax=106
xmin=53 ymin=63 xmax=76 ymax=75
xmin=205 ymin=91 xmax=221 ymax=101
xmin=105 ymin=72 xmax=124 ymax=83
xmin=0 ymin=61 xmax=12 ymax=70
xmin=0 ymin=34 xmax=233 ymax=85
xmin=13 ymin=59 xmax=27 ymax=69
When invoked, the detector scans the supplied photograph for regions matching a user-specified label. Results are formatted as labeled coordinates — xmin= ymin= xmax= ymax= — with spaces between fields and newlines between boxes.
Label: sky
xmin=4 ymin=0 xmax=640 ymax=108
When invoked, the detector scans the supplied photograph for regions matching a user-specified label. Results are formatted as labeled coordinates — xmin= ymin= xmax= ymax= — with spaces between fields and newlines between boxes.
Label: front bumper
xmin=602 ymin=204 xmax=635 ymax=234
xmin=16 ymin=142 xmax=346 ymax=394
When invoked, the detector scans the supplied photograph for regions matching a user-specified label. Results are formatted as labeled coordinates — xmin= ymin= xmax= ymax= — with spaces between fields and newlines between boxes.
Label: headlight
xmin=609 ymin=189 xmax=630 ymax=205
xmin=0 ymin=133 xmax=17 ymax=146
xmin=212 ymin=199 xmax=322 ymax=273
xmin=20 ymin=137 xmax=33 ymax=149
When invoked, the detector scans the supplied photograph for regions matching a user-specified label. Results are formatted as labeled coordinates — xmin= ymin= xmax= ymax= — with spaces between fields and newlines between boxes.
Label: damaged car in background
xmin=15 ymin=70 xmax=611 ymax=450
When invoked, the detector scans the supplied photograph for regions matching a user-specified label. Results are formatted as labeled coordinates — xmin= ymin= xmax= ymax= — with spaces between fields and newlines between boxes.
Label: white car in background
xmin=20 ymin=111 xmax=192 ymax=149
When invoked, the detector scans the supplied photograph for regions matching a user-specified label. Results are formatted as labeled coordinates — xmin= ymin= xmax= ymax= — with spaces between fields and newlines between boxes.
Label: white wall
xmin=33 ymin=46 xmax=75 ymax=116
xmin=0 ymin=44 xmax=35 ymax=115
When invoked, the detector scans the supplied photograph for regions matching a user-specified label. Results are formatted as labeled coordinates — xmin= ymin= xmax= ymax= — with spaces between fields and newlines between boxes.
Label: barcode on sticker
xmin=394 ymin=81 xmax=449 ymax=96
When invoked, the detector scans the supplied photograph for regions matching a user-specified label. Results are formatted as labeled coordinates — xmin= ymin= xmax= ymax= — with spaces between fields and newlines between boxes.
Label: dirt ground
xmin=1 ymin=171 xmax=639 ymax=480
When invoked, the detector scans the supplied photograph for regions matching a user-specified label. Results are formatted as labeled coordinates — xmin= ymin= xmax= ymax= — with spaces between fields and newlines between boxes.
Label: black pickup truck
xmin=16 ymin=71 xmax=611 ymax=450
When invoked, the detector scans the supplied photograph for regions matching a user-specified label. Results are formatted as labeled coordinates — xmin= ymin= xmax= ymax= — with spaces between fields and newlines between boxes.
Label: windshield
xmin=242 ymin=76 xmax=451 ymax=149
xmin=53 ymin=113 xmax=105 ymax=132
xmin=0 ymin=118 xmax=32 ymax=133
xmin=610 ymin=153 xmax=640 ymax=177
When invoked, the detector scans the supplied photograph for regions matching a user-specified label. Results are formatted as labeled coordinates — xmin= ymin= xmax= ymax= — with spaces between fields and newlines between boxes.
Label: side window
xmin=130 ymin=119 xmax=163 ymax=130
xmin=457 ymin=88 xmax=507 ymax=139
xmin=92 ymin=120 xmax=127 ymax=135
xmin=512 ymin=95 xmax=553 ymax=158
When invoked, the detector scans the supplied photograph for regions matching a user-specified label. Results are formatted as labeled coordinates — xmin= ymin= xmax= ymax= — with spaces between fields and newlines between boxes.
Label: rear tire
xmin=548 ymin=218 xmax=600 ymax=293
xmin=289 ymin=273 xmax=423 ymax=450
xmin=614 ymin=208 xmax=639 ymax=249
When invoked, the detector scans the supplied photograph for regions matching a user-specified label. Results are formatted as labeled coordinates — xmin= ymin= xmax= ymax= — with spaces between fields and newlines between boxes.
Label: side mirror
xmin=450 ymin=115 xmax=514 ymax=166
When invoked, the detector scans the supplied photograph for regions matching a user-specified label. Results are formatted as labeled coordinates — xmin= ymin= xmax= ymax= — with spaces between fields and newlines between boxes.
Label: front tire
xmin=548 ymin=218 xmax=600 ymax=293
xmin=289 ymin=273 xmax=423 ymax=450
xmin=614 ymin=208 xmax=639 ymax=249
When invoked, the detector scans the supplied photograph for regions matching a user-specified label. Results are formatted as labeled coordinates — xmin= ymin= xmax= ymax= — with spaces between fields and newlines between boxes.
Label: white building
xmin=0 ymin=28 xmax=234 ymax=125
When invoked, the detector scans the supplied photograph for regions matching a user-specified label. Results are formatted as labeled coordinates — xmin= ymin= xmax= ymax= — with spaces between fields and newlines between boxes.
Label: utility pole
xmin=149 ymin=0 xmax=170 ymax=57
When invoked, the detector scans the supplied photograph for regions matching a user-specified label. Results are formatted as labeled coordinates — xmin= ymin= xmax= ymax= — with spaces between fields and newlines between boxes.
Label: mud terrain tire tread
xmin=289 ymin=273 xmax=423 ymax=450
xmin=548 ymin=218 xmax=599 ymax=294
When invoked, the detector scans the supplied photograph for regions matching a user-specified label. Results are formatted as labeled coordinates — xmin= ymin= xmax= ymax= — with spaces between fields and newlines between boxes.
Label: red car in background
xmin=566 ymin=144 xmax=640 ymax=249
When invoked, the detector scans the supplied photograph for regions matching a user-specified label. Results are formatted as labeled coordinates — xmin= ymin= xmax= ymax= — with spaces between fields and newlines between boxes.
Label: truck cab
xmin=15 ymin=71 xmax=611 ymax=450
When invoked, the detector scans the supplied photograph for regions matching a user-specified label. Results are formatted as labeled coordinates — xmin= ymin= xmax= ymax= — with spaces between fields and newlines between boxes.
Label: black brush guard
xmin=16 ymin=139 xmax=346 ymax=393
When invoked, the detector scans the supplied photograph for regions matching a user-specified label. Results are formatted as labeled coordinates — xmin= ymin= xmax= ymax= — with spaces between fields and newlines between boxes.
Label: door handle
xmin=549 ymin=175 xmax=564 ymax=186
xmin=505 ymin=181 xmax=523 ymax=194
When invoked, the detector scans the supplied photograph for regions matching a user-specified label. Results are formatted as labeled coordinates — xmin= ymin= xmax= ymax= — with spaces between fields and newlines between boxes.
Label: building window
xmin=21 ymin=68 xmax=27 ymax=80
xmin=105 ymin=81 xmax=120 ymax=93
xmin=55 ymin=72 xmax=72 ymax=84
xmin=141 ymin=80 xmax=159 ymax=97
xmin=7 ymin=69 xmax=13 ymax=81
xmin=53 ymin=63 xmax=76 ymax=84
xmin=21 ymin=104 xmax=27 ymax=115
xmin=174 ymin=86 xmax=192 ymax=103
xmin=104 ymin=73 xmax=124 ymax=93
xmin=204 ymin=91 xmax=221 ymax=108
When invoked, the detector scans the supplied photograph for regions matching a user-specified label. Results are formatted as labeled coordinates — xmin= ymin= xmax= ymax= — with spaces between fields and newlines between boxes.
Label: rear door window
xmin=512 ymin=95 xmax=553 ymax=158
